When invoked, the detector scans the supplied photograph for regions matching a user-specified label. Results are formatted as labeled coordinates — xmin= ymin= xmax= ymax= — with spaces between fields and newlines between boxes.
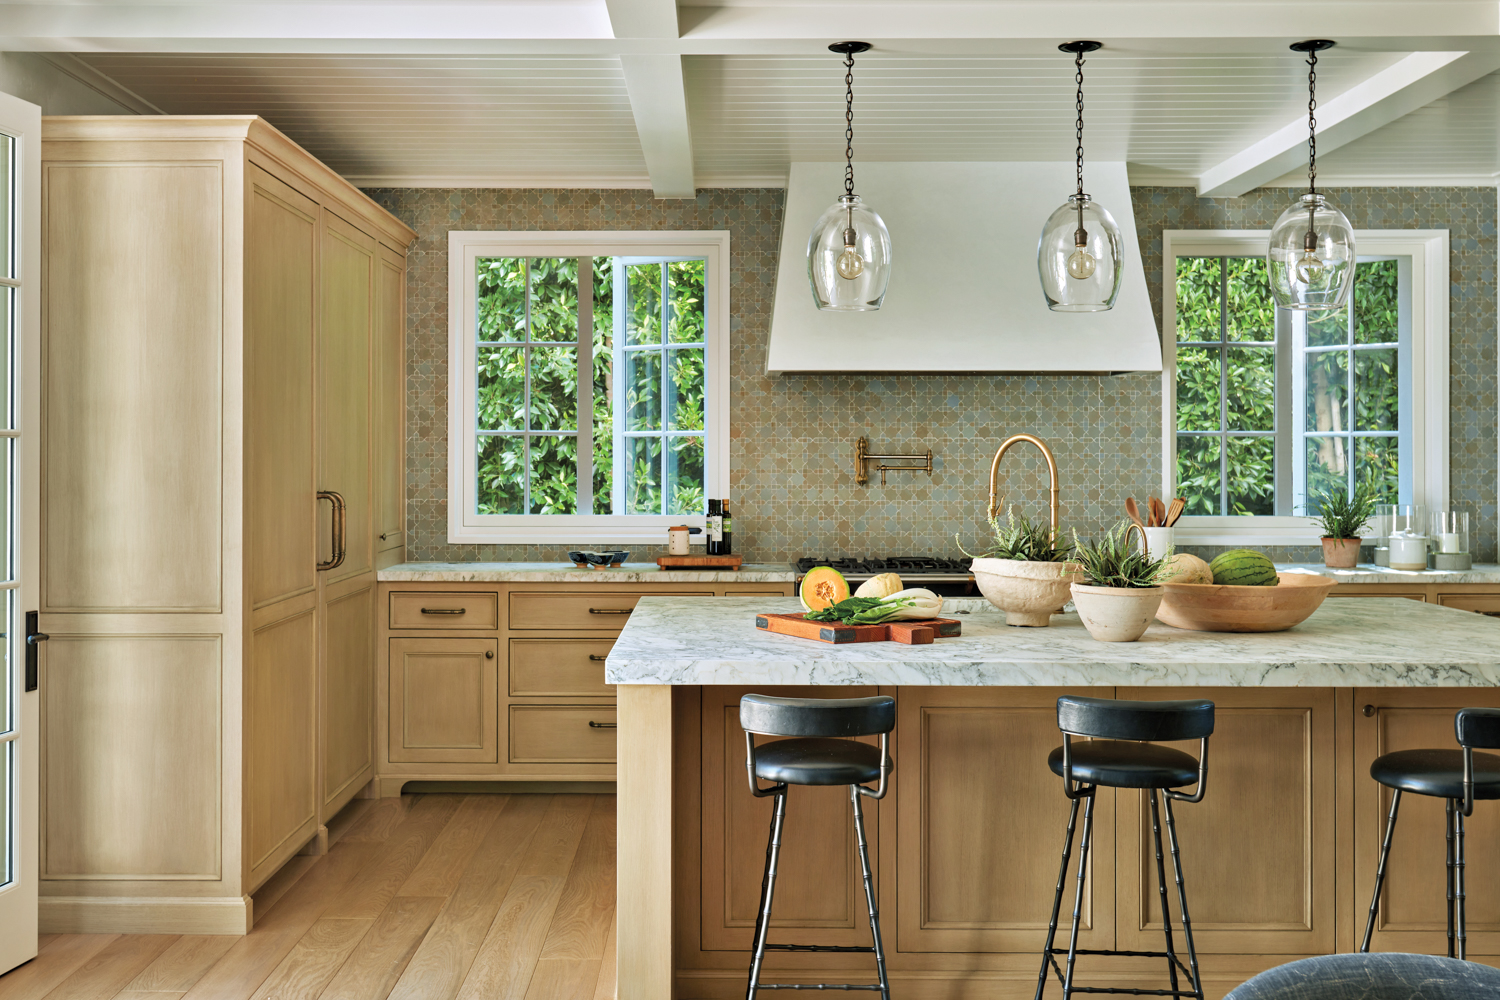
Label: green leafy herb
xmin=805 ymin=597 xmax=886 ymax=622
xmin=956 ymin=507 xmax=1074 ymax=562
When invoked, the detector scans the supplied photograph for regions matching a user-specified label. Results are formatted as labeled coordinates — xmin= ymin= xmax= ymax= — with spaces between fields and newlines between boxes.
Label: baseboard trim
xmin=40 ymin=894 xmax=252 ymax=935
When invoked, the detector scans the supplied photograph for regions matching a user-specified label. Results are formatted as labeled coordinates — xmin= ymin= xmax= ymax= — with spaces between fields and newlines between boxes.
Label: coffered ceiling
xmin=5 ymin=0 xmax=1500 ymax=194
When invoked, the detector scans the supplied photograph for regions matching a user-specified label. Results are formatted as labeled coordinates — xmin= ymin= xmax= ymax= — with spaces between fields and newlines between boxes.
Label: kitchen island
xmin=608 ymin=596 xmax=1500 ymax=999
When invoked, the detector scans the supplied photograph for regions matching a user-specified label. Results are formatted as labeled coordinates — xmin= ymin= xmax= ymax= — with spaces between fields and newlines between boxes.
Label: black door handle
xmin=25 ymin=610 xmax=47 ymax=692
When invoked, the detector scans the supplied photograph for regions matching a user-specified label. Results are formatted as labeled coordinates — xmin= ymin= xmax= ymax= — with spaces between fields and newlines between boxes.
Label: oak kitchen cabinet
xmin=376 ymin=581 xmax=794 ymax=796
xmin=38 ymin=117 xmax=413 ymax=933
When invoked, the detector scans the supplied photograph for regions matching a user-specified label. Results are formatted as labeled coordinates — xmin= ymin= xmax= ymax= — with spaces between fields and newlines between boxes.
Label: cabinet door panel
xmin=375 ymin=246 xmax=405 ymax=559
xmin=249 ymin=610 xmax=318 ymax=872
xmin=247 ymin=166 xmax=318 ymax=609
xmin=1356 ymin=689 xmax=1500 ymax=955
xmin=318 ymin=212 xmax=374 ymax=583
xmin=897 ymin=687 xmax=1115 ymax=953
xmin=388 ymin=637 xmax=498 ymax=763
xmin=701 ymin=686 xmax=881 ymax=952
xmin=324 ymin=584 xmax=374 ymax=809
xmin=1117 ymin=688 xmax=1336 ymax=956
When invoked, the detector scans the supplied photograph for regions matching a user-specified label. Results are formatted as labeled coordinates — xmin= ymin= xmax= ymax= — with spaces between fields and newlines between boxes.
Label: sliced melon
xmin=800 ymin=567 xmax=851 ymax=611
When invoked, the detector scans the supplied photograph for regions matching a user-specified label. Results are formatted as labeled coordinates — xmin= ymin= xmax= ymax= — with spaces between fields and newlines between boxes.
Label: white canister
xmin=1388 ymin=532 xmax=1429 ymax=571
xmin=1137 ymin=526 xmax=1175 ymax=560
xmin=668 ymin=525 xmax=691 ymax=555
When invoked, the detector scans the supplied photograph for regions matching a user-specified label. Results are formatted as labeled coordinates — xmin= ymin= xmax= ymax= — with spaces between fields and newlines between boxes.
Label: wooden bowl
xmin=1155 ymin=574 xmax=1337 ymax=633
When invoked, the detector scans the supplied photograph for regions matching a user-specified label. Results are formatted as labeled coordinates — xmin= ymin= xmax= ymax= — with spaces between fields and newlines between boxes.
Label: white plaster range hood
xmin=766 ymin=162 xmax=1163 ymax=374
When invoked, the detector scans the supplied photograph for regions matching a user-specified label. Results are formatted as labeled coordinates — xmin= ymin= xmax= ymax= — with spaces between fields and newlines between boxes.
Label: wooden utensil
xmin=1165 ymin=497 xmax=1186 ymax=527
xmin=1125 ymin=497 xmax=1146 ymax=530
xmin=1149 ymin=497 xmax=1166 ymax=528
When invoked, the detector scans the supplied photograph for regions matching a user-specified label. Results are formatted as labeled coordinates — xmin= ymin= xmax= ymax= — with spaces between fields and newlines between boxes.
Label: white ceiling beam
xmin=605 ymin=0 xmax=680 ymax=39
xmin=620 ymin=53 xmax=696 ymax=198
xmin=1197 ymin=49 xmax=1500 ymax=197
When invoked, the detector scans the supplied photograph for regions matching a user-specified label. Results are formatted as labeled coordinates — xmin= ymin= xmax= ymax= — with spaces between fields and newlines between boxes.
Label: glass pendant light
xmin=1038 ymin=41 xmax=1122 ymax=312
xmin=808 ymin=41 xmax=891 ymax=311
xmin=1268 ymin=40 xmax=1355 ymax=310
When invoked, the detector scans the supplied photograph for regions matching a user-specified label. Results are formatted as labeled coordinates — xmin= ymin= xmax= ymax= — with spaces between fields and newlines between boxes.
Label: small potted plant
xmin=1311 ymin=484 xmax=1378 ymax=569
xmin=1070 ymin=521 xmax=1171 ymax=642
xmin=959 ymin=508 xmax=1080 ymax=627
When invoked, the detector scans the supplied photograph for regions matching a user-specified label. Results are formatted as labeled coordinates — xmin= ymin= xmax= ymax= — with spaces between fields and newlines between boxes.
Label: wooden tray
xmin=657 ymin=555 xmax=743 ymax=569
xmin=755 ymin=612 xmax=962 ymax=645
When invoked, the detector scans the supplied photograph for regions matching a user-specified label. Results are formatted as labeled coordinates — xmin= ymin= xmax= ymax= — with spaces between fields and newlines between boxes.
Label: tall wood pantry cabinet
xmin=38 ymin=117 xmax=413 ymax=933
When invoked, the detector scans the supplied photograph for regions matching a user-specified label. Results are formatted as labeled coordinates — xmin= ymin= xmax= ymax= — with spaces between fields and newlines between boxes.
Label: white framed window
xmin=448 ymin=231 xmax=730 ymax=544
xmin=1161 ymin=230 xmax=1448 ymax=546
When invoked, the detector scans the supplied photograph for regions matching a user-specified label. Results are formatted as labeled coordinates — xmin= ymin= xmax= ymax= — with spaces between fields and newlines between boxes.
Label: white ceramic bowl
xmin=971 ymin=558 xmax=1082 ymax=627
xmin=1070 ymin=583 xmax=1164 ymax=642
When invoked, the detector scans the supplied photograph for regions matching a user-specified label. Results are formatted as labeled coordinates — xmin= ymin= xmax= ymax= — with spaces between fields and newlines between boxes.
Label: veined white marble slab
xmin=377 ymin=561 xmax=796 ymax=584
xmin=1279 ymin=563 xmax=1500 ymax=585
xmin=606 ymin=596 xmax=1500 ymax=687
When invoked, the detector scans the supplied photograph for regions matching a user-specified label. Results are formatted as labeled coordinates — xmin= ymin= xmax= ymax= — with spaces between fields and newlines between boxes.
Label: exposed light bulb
xmin=1067 ymin=248 xmax=1097 ymax=280
xmin=1295 ymin=250 xmax=1327 ymax=284
xmin=836 ymin=226 xmax=864 ymax=279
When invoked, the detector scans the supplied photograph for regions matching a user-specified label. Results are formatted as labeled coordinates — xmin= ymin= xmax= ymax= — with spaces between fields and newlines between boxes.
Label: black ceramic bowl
xmin=567 ymin=549 xmax=631 ymax=567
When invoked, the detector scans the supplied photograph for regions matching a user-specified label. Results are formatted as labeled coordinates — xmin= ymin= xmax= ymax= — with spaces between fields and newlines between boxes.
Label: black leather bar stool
xmin=740 ymin=693 xmax=895 ymax=998
xmin=1036 ymin=695 xmax=1214 ymax=1000
xmin=1360 ymin=707 xmax=1500 ymax=959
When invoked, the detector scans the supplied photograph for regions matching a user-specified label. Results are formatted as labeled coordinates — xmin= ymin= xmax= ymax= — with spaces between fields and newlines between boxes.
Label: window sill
xmin=449 ymin=516 xmax=709 ymax=546
xmin=1170 ymin=519 xmax=1324 ymax=548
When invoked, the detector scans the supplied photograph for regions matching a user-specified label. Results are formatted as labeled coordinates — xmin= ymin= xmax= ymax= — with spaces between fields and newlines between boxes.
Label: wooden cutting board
xmin=755 ymin=612 xmax=962 ymax=645
xmin=656 ymin=555 xmax=743 ymax=569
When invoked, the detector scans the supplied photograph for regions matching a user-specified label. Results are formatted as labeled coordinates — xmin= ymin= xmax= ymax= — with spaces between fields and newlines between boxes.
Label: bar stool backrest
xmin=1057 ymin=695 xmax=1215 ymax=742
xmin=1456 ymin=707 xmax=1500 ymax=749
xmin=740 ymin=693 xmax=896 ymax=738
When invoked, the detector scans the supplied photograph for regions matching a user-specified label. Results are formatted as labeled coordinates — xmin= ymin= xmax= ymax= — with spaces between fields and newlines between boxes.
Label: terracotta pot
xmin=1321 ymin=537 xmax=1362 ymax=569
xmin=1069 ymin=583 xmax=1164 ymax=642
xmin=971 ymin=558 xmax=1082 ymax=627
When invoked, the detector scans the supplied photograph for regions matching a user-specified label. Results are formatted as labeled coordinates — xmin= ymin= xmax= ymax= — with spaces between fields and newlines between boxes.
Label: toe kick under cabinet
xmin=376 ymin=581 xmax=791 ymax=795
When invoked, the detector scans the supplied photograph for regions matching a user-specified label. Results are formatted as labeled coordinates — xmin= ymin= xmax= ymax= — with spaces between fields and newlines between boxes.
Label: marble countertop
xmin=377 ymin=561 xmax=797 ymax=583
xmin=1279 ymin=563 xmax=1500 ymax=584
xmin=605 ymin=596 xmax=1500 ymax=687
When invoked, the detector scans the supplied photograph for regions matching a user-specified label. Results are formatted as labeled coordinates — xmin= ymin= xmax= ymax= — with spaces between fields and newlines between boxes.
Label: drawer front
xmin=389 ymin=591 xmax=499 ymax=630
xmin=510 ymin=705 xmax=617 ymax=763
xmin=510 ymin=638 xmax=615 ymax=697
xmin=1439 ymin=594 xmax=1500 ymax=616
xmin=388 ymin=637 xmax=498 ymax=763
xmin=508 ymin=591 xmax=706 ymax=630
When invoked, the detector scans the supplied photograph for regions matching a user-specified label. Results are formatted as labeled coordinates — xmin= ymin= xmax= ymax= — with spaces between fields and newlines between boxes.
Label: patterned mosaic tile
xmin=363 ymin=185 xmax=1498 ymax=566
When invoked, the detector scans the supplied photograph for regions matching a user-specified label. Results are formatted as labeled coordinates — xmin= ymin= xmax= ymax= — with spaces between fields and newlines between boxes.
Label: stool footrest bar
xmin=754 ymin=985 xmax=885 ymax=991
xmin=1057 ymin=989 xmax=1201 ymax=997
xmin=764 ymin=944 xmax=876 ymax=953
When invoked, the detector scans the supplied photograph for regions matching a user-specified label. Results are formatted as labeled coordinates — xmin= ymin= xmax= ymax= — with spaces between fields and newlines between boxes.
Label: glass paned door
xmin=0 ymin=89 xmax=39 ymax=977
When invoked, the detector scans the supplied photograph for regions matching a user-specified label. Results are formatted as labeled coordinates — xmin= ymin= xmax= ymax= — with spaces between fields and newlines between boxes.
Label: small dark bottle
xmin=706 ymin=499 xmax=724 ymax=555
xmin=719 ymin=498 xmax=732 ymax=555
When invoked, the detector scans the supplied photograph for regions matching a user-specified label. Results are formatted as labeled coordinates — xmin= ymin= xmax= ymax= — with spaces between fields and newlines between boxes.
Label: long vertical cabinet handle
xmin=316 ymin=490 xmax=347 ymax=571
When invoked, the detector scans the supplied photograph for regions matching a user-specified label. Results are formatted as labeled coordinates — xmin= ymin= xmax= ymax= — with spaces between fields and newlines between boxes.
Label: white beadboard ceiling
xmin=3 ymin=0 xmax=1498 ymax=193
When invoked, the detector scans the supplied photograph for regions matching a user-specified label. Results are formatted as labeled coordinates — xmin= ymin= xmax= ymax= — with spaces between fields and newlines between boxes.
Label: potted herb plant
xmin=1070 ymin=521 xmax=1172 ymax=642
xmin=958 ymin=508 xmax=1080 ymax=627
xmin=1312 ymin=484 xmax=1378 ymax=569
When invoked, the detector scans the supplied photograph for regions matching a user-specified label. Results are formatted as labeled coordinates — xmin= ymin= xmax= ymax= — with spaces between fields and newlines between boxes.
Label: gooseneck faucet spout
xmin=987 ymin=434 xmax=1060 ymax=543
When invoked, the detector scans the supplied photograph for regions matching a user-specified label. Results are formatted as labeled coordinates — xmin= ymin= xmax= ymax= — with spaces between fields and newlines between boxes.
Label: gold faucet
xmin=987 ymin=434 xmax=1060 ymax=542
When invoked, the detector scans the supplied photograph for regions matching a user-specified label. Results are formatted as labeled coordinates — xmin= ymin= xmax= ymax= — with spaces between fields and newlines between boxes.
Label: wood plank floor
xmin=0 ymin=793 xmax=617 ymax=1000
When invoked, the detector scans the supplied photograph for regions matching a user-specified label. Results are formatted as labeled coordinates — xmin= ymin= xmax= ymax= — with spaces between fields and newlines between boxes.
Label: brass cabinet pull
xmin=316 ymin=491 xmax=347 ymax=571
xmin=588 ymin=721 xmax=617 ymax=729
xmin=588 ymin=608 xmax=632 ymax=615
xmin=589 ymin=654 xmax=608 ymax=661
xmin=421 ymin=608 xmax=467 ymax=615
xmin=485 ymin=650 xmax=495 ymax=659
xmin=1363 ymin=704 xmax=1375 ymax=718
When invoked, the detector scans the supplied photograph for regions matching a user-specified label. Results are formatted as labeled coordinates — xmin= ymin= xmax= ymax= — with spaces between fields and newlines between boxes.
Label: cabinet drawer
xmin=508 ymin=591 xmax=706 ymax=630
xmin=1438 ymin=594 xmax=1500 ymax=616
xmin=510 ymin=638 xmax=615 ymax=697
xmin=388 ymin=638 xmax=498 ymax=763
xmin=389 ymin=591 xmax=499 ymax=629
xmin=509 ymin=705 xmax=617 ymax=763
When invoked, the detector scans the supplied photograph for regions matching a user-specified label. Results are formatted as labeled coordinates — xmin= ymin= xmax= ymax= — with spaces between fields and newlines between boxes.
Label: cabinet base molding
xmin=39 ymin=894 xmax=253 ymax=935
xmin=376 ymin=774 xmax=617 ymax=797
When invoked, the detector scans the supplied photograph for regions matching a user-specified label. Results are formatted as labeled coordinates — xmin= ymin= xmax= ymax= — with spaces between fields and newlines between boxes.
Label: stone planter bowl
xmin=970 ymin=558 xmax=1082 ymax=627
xmin=1070 ymin=583 xmax=1164 ymax=642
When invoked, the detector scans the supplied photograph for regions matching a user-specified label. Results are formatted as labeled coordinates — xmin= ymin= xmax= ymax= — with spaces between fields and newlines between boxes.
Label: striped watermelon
xmin=1209 ymin=549 xmax=1279 ymax=587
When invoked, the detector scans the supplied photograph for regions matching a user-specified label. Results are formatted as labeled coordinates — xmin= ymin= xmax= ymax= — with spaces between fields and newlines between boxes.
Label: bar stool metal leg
xmin=1446 ymin=797 xmax=1456 ymax=959
xmin=746 ymin=789 xmax=788 ymax=999
xmin=1360 ymin=788 xmax=1402 ymax=953
xmin=850 ymin=787 xmax=891 ymax=1000
xmin=1034 ymin=795 xmax=1083 ymax=1000
xmin=1455 ymin=801 xmax=1467 ymax=961
xmin=1150 ymin=790 xmax=1182 ymax=997
xmin=1061 ymin=792 xmax=1098 ymax=1000
xmin=1162 ymin=796 xmax=1204 ymax=1000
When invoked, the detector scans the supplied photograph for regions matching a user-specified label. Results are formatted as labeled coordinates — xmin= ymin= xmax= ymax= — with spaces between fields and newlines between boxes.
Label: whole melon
xmin=1161 ymin=552 xmax=1213 ymax=585
xmin=800 ymin=567 xmax=851 ymax=611
xmin=1210 ymin=549 xmax=1279 ymax=587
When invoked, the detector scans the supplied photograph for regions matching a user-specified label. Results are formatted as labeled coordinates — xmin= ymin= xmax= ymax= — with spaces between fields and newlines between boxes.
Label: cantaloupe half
xmin=799 ymin=567 xmax=851 ymax=611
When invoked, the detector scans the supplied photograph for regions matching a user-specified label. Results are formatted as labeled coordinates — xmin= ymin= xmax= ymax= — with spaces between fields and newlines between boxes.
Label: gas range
xmin=792 ymin=556 xmax=977 ymax=597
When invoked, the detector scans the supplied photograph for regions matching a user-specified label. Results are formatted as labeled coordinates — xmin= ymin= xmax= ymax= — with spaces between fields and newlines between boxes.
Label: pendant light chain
xmin=1305 ymin=48 xmax=1319 ymax=196
xmin=1074 ymin=48 xmax=1086 ymax=197
xmin=843 ymin=49 xmax=857 ymax=199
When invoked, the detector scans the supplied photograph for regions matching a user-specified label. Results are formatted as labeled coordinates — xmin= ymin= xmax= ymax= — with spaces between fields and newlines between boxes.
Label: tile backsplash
xmin=364 ymin=185 xmax=1497 ymax=566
